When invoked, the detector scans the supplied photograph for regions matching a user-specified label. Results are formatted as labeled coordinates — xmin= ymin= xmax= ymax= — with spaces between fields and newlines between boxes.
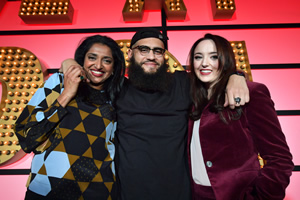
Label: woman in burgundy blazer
xmin=187 ymin=33 xmax=294 ymax=200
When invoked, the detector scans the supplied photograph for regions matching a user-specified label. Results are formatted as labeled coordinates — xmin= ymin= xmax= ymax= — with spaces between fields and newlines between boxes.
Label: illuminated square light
xmin=122 ymin=0 xmax=145 ymax=21
xmin=163 ymin=0 xmax=187 ymax=20
xmin=122 ymin=0 xmax=187 ymax=22
xmin=18 ymin=0 xmax=74 ymax=24
xmin=230 ymin=41 xmax=253 ymax=81
xmin=211 ymin=0 xmax=236 ymax=19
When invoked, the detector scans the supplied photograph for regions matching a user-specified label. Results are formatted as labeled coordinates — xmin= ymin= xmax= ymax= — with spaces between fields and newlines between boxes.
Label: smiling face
xmin=83 ymin=43 xmax=114 ymax=90
xmin=193 ymin=39 xmax=220 ymax=89
xmin=128 ymin=38 xmax=165 ymax=74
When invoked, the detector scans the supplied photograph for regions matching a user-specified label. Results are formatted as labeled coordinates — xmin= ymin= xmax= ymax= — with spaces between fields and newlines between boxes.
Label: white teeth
xmin=92 ymin=70 xmax=103 ymax=75
xmin=201 ymin=70 xmax=212 ymax=73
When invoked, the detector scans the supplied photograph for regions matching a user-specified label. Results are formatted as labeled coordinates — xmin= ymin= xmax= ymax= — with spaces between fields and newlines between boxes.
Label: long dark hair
xmin=74 ymin=35 xmax=125 ymax=105
xmin=188 ymin=33 xmax=242 ymax=123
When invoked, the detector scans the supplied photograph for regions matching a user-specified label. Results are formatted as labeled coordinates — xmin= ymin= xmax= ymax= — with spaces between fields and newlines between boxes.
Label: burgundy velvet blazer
xmin=187 ymin=81 xmax=294 ymax=200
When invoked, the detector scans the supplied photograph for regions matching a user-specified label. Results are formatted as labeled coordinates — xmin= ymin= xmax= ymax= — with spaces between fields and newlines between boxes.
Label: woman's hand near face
xmin=57 ymin=64 xmax=84 ymax=107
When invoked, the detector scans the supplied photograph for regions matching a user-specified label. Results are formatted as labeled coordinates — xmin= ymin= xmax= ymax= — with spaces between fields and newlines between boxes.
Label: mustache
xmin=142 ymin=60 xmax=159 ymax=65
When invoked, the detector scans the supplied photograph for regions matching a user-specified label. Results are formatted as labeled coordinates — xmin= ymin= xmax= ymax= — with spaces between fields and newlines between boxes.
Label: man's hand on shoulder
xmin=224 ymin=74 xmax=250 ymax=109
xmin=59 ymin=58 xmax=80 ymax=73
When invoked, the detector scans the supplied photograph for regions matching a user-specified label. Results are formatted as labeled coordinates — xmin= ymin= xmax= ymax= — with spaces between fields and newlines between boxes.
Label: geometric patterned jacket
xmin=14 ymin=73 xmax=117 ymax=199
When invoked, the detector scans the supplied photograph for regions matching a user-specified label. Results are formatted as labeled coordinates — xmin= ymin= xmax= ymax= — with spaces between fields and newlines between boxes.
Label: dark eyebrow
xmin=139 ymin=45 xmax=163 ymax=49
xmin=194 ymin=52 xmax=217 ymax=55
xmin=86 ymin=53 xmax=112 ymax=59
xmin=135 ymin=45 xmax=149 ymax=48
xmin=87 ymin=53 xmax=97 ymax=56
xmin=103 ymin=56 xmax=113 ymax=59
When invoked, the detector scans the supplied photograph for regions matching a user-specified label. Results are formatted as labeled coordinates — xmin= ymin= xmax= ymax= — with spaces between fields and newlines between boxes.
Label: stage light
xmin=19 ymin=0 xmax=74 ymax=24
xmin=230 ymin=41 xmax=252 ymax=81
xmin=123 ymin=0 xmax=187 ymax=21
xmin=0 ymin=47 xmax=44 ymax=165
xmin=163 ymin=0 xmax=187 ymax=20
xmin=122 ymin=0 xmax=145 ymax=21
xmin=211 ymin=0 xmax=236 ymax=19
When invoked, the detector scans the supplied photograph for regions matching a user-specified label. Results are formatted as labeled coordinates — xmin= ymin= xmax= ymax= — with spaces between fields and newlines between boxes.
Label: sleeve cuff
xmin=47 ymin=100 xmax=68 ymax=123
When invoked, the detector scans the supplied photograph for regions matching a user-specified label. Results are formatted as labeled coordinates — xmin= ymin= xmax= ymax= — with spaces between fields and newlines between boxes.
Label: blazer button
xmin=206 ymin=161 xmax=213 ymax=168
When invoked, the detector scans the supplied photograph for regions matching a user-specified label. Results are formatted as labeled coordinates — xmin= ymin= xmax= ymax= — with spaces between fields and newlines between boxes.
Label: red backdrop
xmin=0 ymin=0 xmax=299 ymax=199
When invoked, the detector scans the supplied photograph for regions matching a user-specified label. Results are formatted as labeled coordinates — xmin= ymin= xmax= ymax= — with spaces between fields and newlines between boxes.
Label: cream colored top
xmin=190 ymin=119 xmax=211 ymax=186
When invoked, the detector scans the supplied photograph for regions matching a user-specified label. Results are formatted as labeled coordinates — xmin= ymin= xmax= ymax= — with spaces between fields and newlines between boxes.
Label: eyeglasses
xmin=132 ymin=45 xmax=165 ymax=57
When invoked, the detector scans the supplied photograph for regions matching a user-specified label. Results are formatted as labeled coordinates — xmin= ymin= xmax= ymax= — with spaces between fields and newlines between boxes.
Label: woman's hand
xmin=57 ymin=60 xmax=86 ymax=107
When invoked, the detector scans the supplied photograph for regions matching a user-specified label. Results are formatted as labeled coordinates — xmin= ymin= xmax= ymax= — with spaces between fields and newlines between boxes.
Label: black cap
xmin=130 ymin=27 xmax=168 ymax=48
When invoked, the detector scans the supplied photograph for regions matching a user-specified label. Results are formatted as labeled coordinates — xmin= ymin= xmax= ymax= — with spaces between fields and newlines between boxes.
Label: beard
xmin=128 ymin=56 xmax=172 ymax=92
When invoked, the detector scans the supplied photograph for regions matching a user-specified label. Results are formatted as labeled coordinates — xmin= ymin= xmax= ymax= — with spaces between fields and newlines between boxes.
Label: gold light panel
xmin=211 ymin=0 xmax=236 ymax=19
xmin=116 ymin=39 xmax=184 ymax=76
xmin=163 ymin=0 xmax=187 ymax=20
xmin=122 ymin=0 xmax=145 ymax=21
xmin=122 ymin=0 xmax=187 ymax=21
xmin=0 ymin=47 xmax=44 ymax=165
xmin=18 ymin=0 xmax=74 ymax=24
xmin=230 ymin=41 xmax=252 ymax=81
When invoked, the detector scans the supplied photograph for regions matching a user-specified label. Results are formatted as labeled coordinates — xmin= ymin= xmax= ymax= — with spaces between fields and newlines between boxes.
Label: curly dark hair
xmin=188 ymin=33 xmax=241 ymax=123
xmin=74 ymin=35 xmax=125 ymax=105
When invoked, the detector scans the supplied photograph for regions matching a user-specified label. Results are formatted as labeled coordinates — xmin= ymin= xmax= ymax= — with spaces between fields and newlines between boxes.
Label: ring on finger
xmin=234 ymin=97 xmax=241 ymax=104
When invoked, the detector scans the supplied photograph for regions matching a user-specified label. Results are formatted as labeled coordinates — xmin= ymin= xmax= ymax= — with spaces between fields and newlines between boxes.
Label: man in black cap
xmin=60 ymin=28 xmax=249 ymax=199
xmin=115 ymin=28 xmax=192 ymax=199
xmin=115 ymin=27 xmax=248 ymax=200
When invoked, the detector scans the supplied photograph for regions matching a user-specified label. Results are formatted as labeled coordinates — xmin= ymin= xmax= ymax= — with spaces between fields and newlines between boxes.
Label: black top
xmin=115 ymin=71 xmax=192 ymax=200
